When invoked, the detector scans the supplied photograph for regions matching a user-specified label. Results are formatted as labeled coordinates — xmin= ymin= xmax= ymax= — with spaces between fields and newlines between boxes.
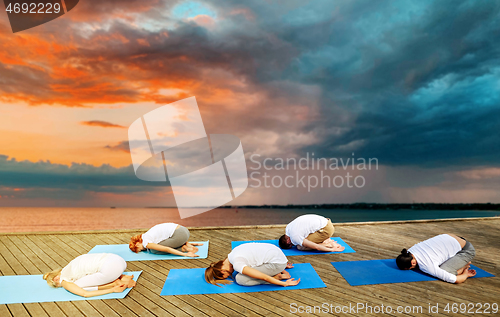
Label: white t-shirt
xmin=285 ymin=214 xmax=328 ymax=246
xmin=228 ymin=243 xmax=288 ymax=273
xmin=409 ymin=234 xmax=462 ymax=283
xmin=60 ymin=253 xmax=109 ymax=284
xmin=142 ymin=223 xmax=179 ymax=249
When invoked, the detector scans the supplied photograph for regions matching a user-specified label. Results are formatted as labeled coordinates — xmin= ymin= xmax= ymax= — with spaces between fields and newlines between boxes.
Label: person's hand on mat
xmin=331 ymin=245 xmax=345 ymax=252
xmin=112 ymin=284 xmax=127 ymax=293
xmin=322 ymin=239 xmax=334 ymax=248
xmin=467 ymin=268 xmax=477 ymax=277
xmin=329 ymin=240 xmax=342 ymax=247
xmin=324 ymin=242 xmax=344 ymax=252
xmin=286 ymin=262 xmax=294 ymax=269
xmin=185 ymin=251 xmax=199 ymax=257
xmin=283 ymin=278 xmax=300 ymax=286
xmin=182 ymin=243 xmax=200 ymax=253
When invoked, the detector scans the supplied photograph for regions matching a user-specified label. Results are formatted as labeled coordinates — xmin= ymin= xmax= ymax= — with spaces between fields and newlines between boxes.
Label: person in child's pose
xmin=396 ymin=233 xmax=476 ymax=284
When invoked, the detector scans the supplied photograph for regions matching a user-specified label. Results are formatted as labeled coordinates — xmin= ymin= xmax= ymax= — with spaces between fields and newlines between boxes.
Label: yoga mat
xmin=88 ymin=241 xmax=209 ymax=260
xmin=161 ymin=263 xmax=325 ymax=295
xmin=0 ymin=271 xmax=141 ymax=305
xmin=231 ymin=238 xmax=355 ymax=256
xmin=332 ymin=259 xmax=494 ymax=286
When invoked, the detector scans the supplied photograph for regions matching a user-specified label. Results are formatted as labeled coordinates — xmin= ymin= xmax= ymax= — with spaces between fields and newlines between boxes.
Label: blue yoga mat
xmin=161 ymin=263 xmax=325 ymax=295
xmin=88 ymin=241 xmax=209 ymax=260
xmin=332 ymin=259 xmax=495 ymax=286
xmin=0 ymin=271 xmax=141 ymax=304
xmin=231 ymin=238 xmax=355 ymax=256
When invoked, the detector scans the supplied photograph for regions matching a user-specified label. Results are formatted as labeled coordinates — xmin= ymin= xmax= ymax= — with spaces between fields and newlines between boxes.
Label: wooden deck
xmin=0 ymin=218 xmax=499 ymax=317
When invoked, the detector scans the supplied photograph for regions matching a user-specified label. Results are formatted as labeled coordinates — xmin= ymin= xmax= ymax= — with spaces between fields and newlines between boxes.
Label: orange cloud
xmin=191 ymin=15 xmax=215 ymax=28
xmin=80 ymin=120 xmax=126 ymax=128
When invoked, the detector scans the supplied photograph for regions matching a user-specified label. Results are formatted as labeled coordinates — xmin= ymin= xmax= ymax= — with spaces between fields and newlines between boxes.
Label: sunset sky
xmin=0 ymin=0 xmax=499 ymax=207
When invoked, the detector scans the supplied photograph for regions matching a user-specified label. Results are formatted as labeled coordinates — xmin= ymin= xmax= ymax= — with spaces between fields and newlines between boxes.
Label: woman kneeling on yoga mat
xmin=396 ymin=233 xmax=476 ymax=284
xmin=129 ymin=222 xmax=202 ymax=257
xmin=205 ymin=243 xmax=300 ymax=287
xmin=43 ymin=253 xmax=135 ymax=297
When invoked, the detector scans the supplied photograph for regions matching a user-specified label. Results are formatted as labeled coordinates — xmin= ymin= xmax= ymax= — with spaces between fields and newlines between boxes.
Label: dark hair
xmin=396 ymin=249 xmax=413 ymax=270
xmin=279 ymin=234 xmax=292 ymax=249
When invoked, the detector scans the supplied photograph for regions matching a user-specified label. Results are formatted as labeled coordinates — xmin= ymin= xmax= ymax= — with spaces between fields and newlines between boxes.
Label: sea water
xmin=0 ymin=207 xmax=498 ymax=233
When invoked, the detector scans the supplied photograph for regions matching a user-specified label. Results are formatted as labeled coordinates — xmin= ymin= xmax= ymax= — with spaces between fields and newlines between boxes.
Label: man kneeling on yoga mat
xmin=396 ymin=234 xmax=476 ymax=284
xmin=279 ymin=214 xmax=345 ymax=252
xmin=129 ymin=223 xmax=202 ymax=257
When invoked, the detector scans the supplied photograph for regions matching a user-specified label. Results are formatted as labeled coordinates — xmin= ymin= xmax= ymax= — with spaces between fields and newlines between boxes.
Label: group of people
xmin=43 ymin=222 xmax=200 ymax=297
xmin=43 ymin=214 xmax=478 ymax=297
xmin=205 ymin=214 xmax=478 ymax=286
xmin=206 ymin=214 xmax=478 ymax=286
xmin=205 ymin=214 xmax=345 ymax=287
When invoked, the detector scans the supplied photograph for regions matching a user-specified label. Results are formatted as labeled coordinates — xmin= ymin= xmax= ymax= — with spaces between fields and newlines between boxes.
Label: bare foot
xmin=121 ymin=274 xmax=133 ymax=282
xmin=275 ymin=270 xmax=291 ymax=280
xmin=126 ymin=279 xmax=136 ymax=288
xmin=120 ymin=275 xmax=135 ymax=287
xmin=457 ymin=262 xmax=472 ymax=275
xmin=182 ymin=244 xmax=199 ymax=253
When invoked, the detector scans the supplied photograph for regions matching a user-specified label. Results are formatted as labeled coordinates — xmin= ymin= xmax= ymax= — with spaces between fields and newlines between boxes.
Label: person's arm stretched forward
xmin=241 ymin=266 xmax=300 ymax=287
xmin=301 ymin=239 xmax=345 ymax=252
xmin=61 ymin=281 xmax=128 ymax=298
xmin=146 ymin=243 xmax=199 ymax=257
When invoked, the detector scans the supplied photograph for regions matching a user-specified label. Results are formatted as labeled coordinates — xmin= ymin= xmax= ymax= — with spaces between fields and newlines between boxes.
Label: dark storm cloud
xmin=2 ymin=0 xmax=499 ymax=167
xmin=260 ymin=0 xmax=500 ymax=167
xmin=0 ymin=155 xmax=166 ymax=192
xmin=77 ymin=0 xmax=500 ymax=167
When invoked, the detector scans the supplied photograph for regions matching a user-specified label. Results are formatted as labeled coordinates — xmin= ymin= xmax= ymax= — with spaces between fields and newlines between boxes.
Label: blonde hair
xmin=129 ymin=234 xmax=143 ymax=253
xmin=204 ymin=260 xmax=232 ymax=287
xmin=43 ymin=268 xmax=62 ymax=288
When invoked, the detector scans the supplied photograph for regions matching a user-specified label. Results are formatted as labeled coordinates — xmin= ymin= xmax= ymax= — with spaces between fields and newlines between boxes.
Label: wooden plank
xmin=125 ymin=284 xmax=174 ymax=317
xmin=0 ymin=236 xmax=39 ymax=274
xmin=0 ymin=252 xmax=15 ymax=276
xmin=6 ymin=304 xmax=29 ymax=317
xmin=0 ymin=239 xmax=29 ymax=275
xmin=0 ymin=219 xmax=498 ymax=317
xmin=23 ymin=303 xmax=49 ymax=317
xmin=0 ymin=305 xmax=13 ymax=317
xmin=7 ymin=236 xmax=51 ymax=273
xmin=100 ymin=300 xmax=139 ymax=317
xmin=37 ymin=302 xmax=66 ymax=317
xmin=55 ymin=302 xmax=85 ymax=317
xmin=191 ymin=294 xmax=247 ymax=317
xmin=45 ymin=235 xmax=81 ymax=260
xmin=18 ymin=235 xmax=60 ymax=270
xmin=112 ymin=297 xmax=156 ymax=317
xmin=31 ymin=235 xmax=74 ymax=265
xmin=71 ymin=301 xmax=103 ymax=317
xmin=87 ymin=300 xmax=121 ymax=317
